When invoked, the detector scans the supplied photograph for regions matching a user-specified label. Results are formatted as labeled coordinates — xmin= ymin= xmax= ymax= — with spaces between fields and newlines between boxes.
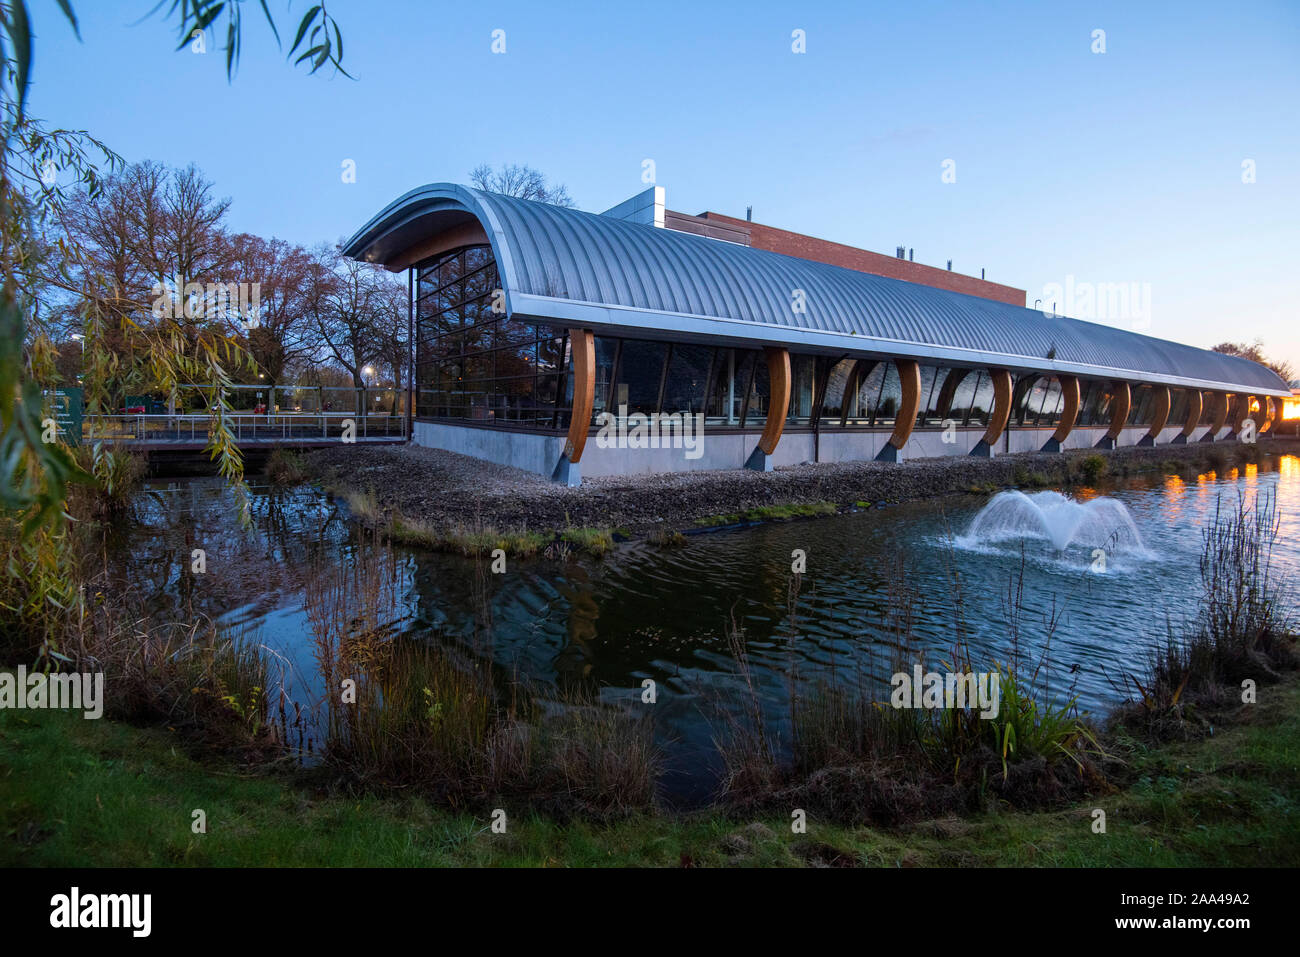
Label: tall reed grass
xmin=1124 ymin=489 xmax=1296 ymax=727
xmin=304 ymin=530 xmax=659 ymax=816
xmin=713 ymin=548 xmax=1104 ymax=823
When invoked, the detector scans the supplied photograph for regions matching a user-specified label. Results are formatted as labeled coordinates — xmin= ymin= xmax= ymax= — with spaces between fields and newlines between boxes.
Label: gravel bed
xmin=300 ymin=436 xmax=1300 ymax=537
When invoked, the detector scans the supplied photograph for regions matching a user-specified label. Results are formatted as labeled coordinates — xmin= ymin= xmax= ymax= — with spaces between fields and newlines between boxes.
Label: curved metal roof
xmin=344 ymin=184 xmax=1290 ymax=396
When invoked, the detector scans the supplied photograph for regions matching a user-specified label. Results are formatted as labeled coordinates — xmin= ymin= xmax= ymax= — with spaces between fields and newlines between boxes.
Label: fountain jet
xmin=963 ymin=490 xmax=1146 ymax=553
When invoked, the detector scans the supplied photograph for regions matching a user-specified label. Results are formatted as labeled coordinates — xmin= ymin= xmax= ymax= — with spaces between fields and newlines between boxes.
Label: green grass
xmin=1012 ymin=467 xmax=1053 ymax=488
xmin=693 ymin=502 xmax=838 ymax=528
xmin=559 ymin=527 xmax=616 ymax=556
xmin=5 ymin=675 xmax=1298 ymax=867
xmin=389 ymin=516 xmax=551 ymax=557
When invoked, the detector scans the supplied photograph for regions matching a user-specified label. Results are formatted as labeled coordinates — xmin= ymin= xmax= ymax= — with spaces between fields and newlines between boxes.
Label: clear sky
xmin=28 ymin=0 xmax=1300 ymax=376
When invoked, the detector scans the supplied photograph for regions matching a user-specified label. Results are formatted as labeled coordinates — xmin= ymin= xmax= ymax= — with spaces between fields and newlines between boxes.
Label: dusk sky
xmin=30 ymin=0 xmax=1300 ymax=375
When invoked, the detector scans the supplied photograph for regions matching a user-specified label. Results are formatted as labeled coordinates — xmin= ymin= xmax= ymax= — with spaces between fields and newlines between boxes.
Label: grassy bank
xmin=3 ymin=670 xmax=1298 ymax=867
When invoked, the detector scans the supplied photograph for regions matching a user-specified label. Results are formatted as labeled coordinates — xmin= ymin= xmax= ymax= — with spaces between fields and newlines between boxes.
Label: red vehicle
xmin=120 ymin=405 xmax=146 ymax=414
xmin=253 ymin=403 xmax=267 ymax=414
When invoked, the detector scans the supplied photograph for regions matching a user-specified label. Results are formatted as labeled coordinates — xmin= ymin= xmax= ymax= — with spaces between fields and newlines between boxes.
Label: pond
xmin=112 ymin=454 xmax=1300 ymax=802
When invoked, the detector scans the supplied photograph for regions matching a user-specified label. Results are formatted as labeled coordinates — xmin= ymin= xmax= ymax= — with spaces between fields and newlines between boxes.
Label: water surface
xmin=115 ymin=454 xmax=1300 ymax=800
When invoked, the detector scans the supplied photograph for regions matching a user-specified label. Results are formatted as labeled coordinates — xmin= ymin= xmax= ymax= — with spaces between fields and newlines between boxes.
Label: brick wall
xmin=692 ymin=211 xmax=1025 ymax=307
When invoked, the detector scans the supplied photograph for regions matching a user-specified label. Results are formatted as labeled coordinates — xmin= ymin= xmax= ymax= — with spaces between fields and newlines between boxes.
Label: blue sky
xmin=29 ymin=0 xmax=1300 ymax=374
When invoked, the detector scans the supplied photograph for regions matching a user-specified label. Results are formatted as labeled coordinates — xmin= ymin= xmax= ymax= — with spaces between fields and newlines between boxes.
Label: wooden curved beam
xmin=982 ymin=369 xmax=1014 ymax=447
xmin=839 ymin=358 xmax=877 ymax=426
xmin=1051 ymin=375 xmax=1081 ymax=444
xmin=1145 ymin=385 xmax=1171 ymax=440
xmin=1180 ymin=389 xmax=1203 ymax=438
xmin=565 ymin=328 xmax=595 ymax=464
xmin=1105 ymin=382 xmax=1131 ymax=441
xmin=758 ymin=347 xmax=791 ymax=455
xmin=1010 ymin=373 xmax=1037 ymax=426
xmin=1255 ymin=394 xmax=1273 ymax=434
xmin=887 ymin=359 xmax=922 ymax=450
xmin=1230 ymin=393 xmax=1250 ymax=433
xmin=1206 ymin=392 xmax=1230 ymax=439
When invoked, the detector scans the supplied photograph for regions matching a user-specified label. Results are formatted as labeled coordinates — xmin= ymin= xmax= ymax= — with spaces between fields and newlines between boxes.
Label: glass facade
xmin=411 ymin=244 xmax=1180 ymax=438
xmin=415 ymin=244 xmax=572 ymax=427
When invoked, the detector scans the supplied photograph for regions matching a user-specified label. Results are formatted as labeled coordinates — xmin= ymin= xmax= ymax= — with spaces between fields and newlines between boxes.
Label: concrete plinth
xmin=744 ymin=446 xmax=774 ymax=471
xmin=551 ymin=455 xmax=582 ymax=487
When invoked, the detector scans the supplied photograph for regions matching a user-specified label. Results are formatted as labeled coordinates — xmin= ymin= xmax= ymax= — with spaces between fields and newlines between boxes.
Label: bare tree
xmin=1211 ymin=340 xmax=1295 ymax=383
xmin=304 ymin=246 xmax=404 ymax=411
xmin=469 ymin=163 xmax=575 ymax=207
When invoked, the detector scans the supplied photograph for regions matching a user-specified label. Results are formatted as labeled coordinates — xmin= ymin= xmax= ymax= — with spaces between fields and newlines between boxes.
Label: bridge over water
xmin=82 ymin=412 xmax=406 ymax=451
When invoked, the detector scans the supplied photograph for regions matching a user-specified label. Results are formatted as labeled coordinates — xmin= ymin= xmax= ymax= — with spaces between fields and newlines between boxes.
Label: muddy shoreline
xmin=297 ymin=436 xmax=1300 ymax=541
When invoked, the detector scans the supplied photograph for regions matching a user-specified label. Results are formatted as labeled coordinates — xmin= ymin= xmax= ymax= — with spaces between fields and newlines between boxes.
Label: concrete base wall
xmin=411 ymin=420 xmax=1254 ymax=480
xmin=413 ymin=421 xmax=567 ymax=477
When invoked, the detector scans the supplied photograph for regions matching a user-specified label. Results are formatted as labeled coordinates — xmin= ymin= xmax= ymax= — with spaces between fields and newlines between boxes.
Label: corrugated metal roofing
xmin=343 ymin=184 xmax=1290 ymax=396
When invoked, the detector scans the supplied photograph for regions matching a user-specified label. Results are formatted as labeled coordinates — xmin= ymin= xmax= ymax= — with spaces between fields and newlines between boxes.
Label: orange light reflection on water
xmin=1162 ymin=474 xmax=1186 ymax=520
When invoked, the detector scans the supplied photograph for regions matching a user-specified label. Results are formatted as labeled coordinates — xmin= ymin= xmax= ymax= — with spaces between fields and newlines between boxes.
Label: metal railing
xmin=81 ymin=412 xmax=407 ymax=444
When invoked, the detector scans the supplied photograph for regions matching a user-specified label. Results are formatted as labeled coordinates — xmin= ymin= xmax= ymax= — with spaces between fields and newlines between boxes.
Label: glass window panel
xmin=1037 ymin=379 xmax=1064 ymax=427
xmin=963 ymin=371 xmax=994 ymax=428
xmin=662 ymin=344 xmax=713 ymax=415
xmin=463 ymin=353 xmax=493 ymax=381
xmin=614 ymin=340 xmax=669 ymax=416
xmin=914 ymin=364 xmax=945 ymax=427
xmin=495 ymin=316 xmax=535 ymax=349
xmin=494 ymin=343 xmax=535 ymax=379
xmin=940 ymin=369 xmax=977 ymax=427
xmin=743 ymin=351 xmax=770 ymax=428
xmin=1199 ymin=392 xmax=1219 ymax=425
xmin=706 ymin=349 xmax=750 ymax=425
xmin=1083 ymin=381 xmax=1114 ymax=426
xmin=437 ymin=279 xmax=465 ymax=313
xmin=538 ymin=336 xmax=567 ymax=375
xmin=536 ymin=374 xmax=560 ymax=408
xmin=848 ymin=361 xmax=885 ymax=425
xmin=874 ymin=362 xmax=902 ymax=427
xmin=593 ymin=337 xmax=619 ymax=421
xmin=461 ymin=322 xmax=494 ymax=354
xmin=436 ymin=251 xmax=464 ymax=288
xmin=1127 ymin=385 xmax=1154 ymax=426
xmin=819 ymin=358 xmax=856 ymax=424
xmin=464 ymin=265 xmax=494 ymax=302
xmin=787 ymin=354 xmax=816 ymax=424
xmin=1168 ymin=389 xmax=1190 ymax=429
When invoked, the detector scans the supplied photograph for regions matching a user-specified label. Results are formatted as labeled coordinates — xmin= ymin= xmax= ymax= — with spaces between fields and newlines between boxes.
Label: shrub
xmin=266 ymin=448 xmax=309 ymax=486
xmin=1078 ymin=454 xmax=1107 ymax=484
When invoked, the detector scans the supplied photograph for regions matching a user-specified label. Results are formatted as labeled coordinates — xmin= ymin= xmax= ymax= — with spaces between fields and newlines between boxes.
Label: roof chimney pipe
xmin=745 ymin=205 xmax=752 ymax=222
xmin=908 ymin=248 xmax=914 ymax=261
